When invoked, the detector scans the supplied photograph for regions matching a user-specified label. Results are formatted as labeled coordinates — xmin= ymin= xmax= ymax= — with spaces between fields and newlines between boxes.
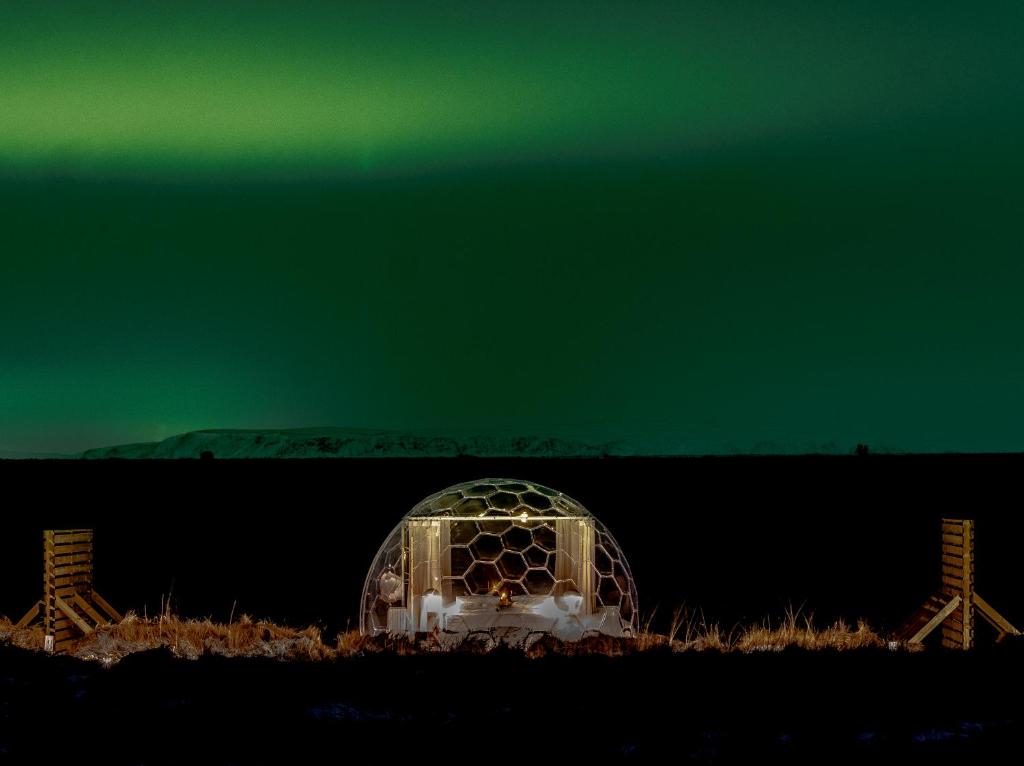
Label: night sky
xmin=2 ymin=1 xmax=1023 ymax=455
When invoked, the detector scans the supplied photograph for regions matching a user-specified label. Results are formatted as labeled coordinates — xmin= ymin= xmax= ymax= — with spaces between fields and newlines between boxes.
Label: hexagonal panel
xmin=504 ymin=581 xmax=527 ymax=596
xmin=520 ymin=491 xmax=553 ymax=510
xmin=532 ymin=524 xmax=556 ymax=551
xmin=524 ymin=544 xmax=549 ymax=567
xmin=449 ymin=545 xmax=474 ymax=573
xmin=429 ymin=491 xmax=463 ymax=511
xmin=496 ymin=551 xmax=527 ymax=579
xmin=465 ymin=562 xmax=500 ymax=594
xmin=477 ymin=520 xmax=512 ymax=536
xmin=470 ymin=533 xmax=503 ymax=561
xmin=524 ymin=568 xmax=555 ymax=595
xmin=489 ymin=491 xmax=519 ymax=510
xmin=594 ymin=545 xmax=614 ymax=576
xmin=598 ymin=576 xmax=622 ymax=607
xmin=502 ymin=525 xmax=533 ymax=551
xmin=450 ymin=520 xmax=478 ymax=545
xmin=621 ymin=594 xmax=634 ymax=621
xmin=383 ymin=544 xmax=404 ymax=570
xmin=455 ymin=497 xmax=489 ymax=516
xmin=481 ymin=508 xmax=512 ymax=518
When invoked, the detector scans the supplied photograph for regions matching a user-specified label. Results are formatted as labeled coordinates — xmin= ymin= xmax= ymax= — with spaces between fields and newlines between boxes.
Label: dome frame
xmin=360 ymin=479 xmax=638 ymax=641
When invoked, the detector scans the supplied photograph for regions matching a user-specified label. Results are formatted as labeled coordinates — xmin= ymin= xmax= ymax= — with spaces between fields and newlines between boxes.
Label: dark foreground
xmin=1 ymin=641 xmax=1021 ymax=764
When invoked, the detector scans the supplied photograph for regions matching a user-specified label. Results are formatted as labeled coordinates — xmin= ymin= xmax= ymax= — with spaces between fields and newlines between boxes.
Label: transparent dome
xmin=360 ymin=479 xmax=638 ymax=641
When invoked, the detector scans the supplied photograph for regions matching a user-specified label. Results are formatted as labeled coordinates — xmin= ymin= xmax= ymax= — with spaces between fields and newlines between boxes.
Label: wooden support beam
xmin=73 ymin=594 xmax=109 ymax=628
xmin=908 ymin=595 xmax=961 ymax=644
xmin=14 ymin=601 xmax=41 ymax=629
xmin=975 ymin=592 xmax=1021 ymax=637
xmin=92 ymin=591 xmax=123 ymax=623
xmin=960 ymin=520 xmax=974 ymax=649
xmin=54 ymin=595 xmax=93 ymax=636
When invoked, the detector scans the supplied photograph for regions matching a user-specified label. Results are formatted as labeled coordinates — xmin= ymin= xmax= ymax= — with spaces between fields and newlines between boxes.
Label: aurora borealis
xmin=2 ymin=1 xmax=1023 ymax=455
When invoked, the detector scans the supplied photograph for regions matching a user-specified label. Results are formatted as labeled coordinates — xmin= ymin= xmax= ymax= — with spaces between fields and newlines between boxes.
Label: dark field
xmin=1 ymin=455 xmax=1022 ymax=762
xmin=1 ymin=640 xmax=1022 ymax=764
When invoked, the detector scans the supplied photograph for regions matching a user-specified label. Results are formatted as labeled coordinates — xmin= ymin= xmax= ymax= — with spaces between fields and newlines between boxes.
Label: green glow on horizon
xmin=2 ymin=1 xmax=1024 ymax=454
xmin=2 ymin=1 xmax=1020 ymax=175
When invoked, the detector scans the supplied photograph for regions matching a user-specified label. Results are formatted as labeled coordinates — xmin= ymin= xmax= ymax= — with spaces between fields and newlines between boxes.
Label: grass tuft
xmin=0 ymin=604 xmax=896 ymax=664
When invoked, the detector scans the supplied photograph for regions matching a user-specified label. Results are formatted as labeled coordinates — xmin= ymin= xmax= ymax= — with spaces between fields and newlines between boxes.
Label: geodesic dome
xmin=360 ymin=479 xmax=638 ymax=641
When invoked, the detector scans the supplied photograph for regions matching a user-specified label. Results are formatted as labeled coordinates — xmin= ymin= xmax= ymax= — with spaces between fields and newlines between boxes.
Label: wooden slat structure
xmin=896 ymin=518 xmax=1020 ymax=649
xmin=17 ymin=529 xmax=122 ymax=653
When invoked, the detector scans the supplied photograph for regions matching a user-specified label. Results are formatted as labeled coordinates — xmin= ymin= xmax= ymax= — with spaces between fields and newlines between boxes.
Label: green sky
xmin=2 ymin=1 xmax=1023 ymax=454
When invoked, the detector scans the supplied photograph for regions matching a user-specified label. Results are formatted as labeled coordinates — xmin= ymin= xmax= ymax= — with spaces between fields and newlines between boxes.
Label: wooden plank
xmin=52 ymin=532 xmax=92 ymax=545
xmin=941 ymin=574 xmax=964 ymax=590
xmin=73 ymin=594 xmax=109 ymax=627
xmin=941 ymin=533 xmax=965 ymax=546
xmin=45 ymin=543 xmax=92 ymax=557
xmin=92 ymin=591 xmax=123 ymax=623
xmin=55 ymin=576 xmax=93 ymax=589
xmin=54 ymin=629 xmax=78 ymax=643
xmin=940 ymin=553 xmax=964 ymax=568
xmin=941 ymin=564 xmax=964 ymax=579
xmin=45 ymin=536 xmax=91 ymax=549
xmin=941 ymin=522 xmax=966 ymax=535
xmin=54 ymin=595 xmax=93 ymax=635
xmin=54 ymin=549 xmax=92 ymax=560
xmin=908 ymin=595 xmax=961 ymax=643
xmin=14 ymin=602 xmax=40 ymax=629
xmin=55 ymin=586 xmax=79 ymax=599
xmin=922 ymin=595 xmax=953 ymax=615
xmin=975 ymin=593 xmax=1021 ymax=636
xmin=54 ymin=564 xmax=92 ymax=576
xmin=53 ymin=552 xmax=91 ymax=564
xmin=942 ymin=543 xmax=964 ymax=557
xmin=941 ymin=626 xmax=963 ymax=642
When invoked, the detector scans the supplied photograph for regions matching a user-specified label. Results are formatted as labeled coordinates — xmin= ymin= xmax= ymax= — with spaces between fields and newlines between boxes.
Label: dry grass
xmin=731 ymin=608 xmax=885 ymax=653
xmin=0 ymin=605 xmax=896 ymax=664
xmin=636 ymin=604 xmax=886 ymax=653
xmin=0 ymin=615 xmax=45 ymax=651
xmin=69 ymin=612 xmax=336 ymax=663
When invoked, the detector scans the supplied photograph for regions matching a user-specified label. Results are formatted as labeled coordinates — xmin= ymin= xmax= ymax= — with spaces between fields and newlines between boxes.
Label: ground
xmin=1 ymin=639 xmax=1020 ymax=764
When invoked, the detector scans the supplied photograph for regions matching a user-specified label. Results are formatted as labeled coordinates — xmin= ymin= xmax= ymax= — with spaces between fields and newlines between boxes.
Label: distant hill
xmin=0 ymin=449 xmax=79 ymax=460
xmin=79 ymin=428 xmax=635 ymax=459
xmin=67 ymin=428 xmax=914 ymax=459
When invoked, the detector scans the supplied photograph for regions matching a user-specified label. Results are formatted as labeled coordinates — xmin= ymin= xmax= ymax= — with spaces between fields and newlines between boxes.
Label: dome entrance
xmin=360 ymin=479 xmax=638 ymax=641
